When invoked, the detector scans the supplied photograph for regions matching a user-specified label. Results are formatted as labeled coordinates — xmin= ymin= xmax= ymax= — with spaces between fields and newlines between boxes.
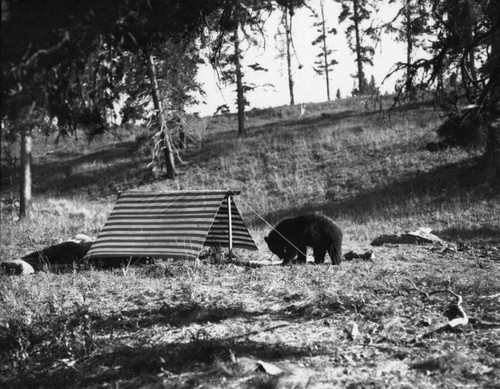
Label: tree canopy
xmin=1 ymin=0 xmax=499 ymax=219
xmin=1 ymin=0 xmax=232 ymax=132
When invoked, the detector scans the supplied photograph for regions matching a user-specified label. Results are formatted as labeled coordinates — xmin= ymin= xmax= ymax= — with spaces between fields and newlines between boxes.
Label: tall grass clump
xmin=0 ymin=274 xmax=97 ymax=369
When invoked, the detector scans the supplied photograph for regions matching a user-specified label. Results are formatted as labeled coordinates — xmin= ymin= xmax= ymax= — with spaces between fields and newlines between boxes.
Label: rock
xmin=344 ymin=251 xmax=374 ymax=261
xmin=371 ymin=227 xmax=446 ymax=246
xmin=344 ymin=251 xmax=359 ymax=260
xmin=1 ymin=259 xmax=35 ymax=276
xmin=371 ymin=233 xmax=426 ymax=246
xmin=69 ymin=234 xmax=94 ymax=244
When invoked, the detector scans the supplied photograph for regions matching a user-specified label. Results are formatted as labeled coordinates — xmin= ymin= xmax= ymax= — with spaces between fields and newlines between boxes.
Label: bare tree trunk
xmin=284 ymin=8 xmax=295 ymax=105
xmin=461 ymin=0 xmax=477 ymax=101
xmin=485 ymin=120 xmax=500 ymax=182
xmin=319 ymin=0 xmax=330 ymax=101
xmin=19 ymin=128 xmax=32 ymax=219
xmin=234 ymin=21 xmax=246 ymax=136
xmin=405 ymin=0 xmax=414 ymax=100
xmin=465 ymin=8 xmax=477 ymax=86
xmin=353 ymin=0 xmax=365 ymax=95
xmin=179 ymin=129 xmax=186 ymax=149
xmin=178 ymin=107 xmax=186 ymax=150
xmin=485 ymin=0 xmax=500 ymax=182
xmin=145 ymin=51 xmax=177 ymax=179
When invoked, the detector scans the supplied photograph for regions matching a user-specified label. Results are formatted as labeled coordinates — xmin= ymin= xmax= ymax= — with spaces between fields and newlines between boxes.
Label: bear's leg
xmin=296 ymin=246 xmax=307 ymax=263
xmin=328 ymin=244 xmax=342 ymax=265
xmin=281 ymin=257 xmax=291 ymax=266
xmin=281 ymin=246 xmax=298 ymax=265
xmin=313 ymin=247 xmax=327 ymax=264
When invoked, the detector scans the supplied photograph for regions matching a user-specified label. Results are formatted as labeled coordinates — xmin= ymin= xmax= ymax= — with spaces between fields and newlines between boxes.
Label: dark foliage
xmin=1 ymin=0 xmax=232 ymax=135
xmin=437 ymin=112 xmax=487 ymax=148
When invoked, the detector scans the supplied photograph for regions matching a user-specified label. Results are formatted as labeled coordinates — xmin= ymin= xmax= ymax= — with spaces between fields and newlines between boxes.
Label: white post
xmin=20 ymin=128 xmax=32 ymax=219
xmin=228 ymin=195 xmax=233 ymax=261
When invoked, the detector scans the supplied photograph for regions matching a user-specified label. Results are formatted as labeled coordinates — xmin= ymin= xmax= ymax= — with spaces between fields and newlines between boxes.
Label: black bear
xmin=265 ymin=213 xmax=343 ymax=265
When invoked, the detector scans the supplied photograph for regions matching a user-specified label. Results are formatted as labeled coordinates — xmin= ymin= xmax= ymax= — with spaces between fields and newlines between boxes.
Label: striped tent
xmin=85 ymin=190 xmax=258 ymax=260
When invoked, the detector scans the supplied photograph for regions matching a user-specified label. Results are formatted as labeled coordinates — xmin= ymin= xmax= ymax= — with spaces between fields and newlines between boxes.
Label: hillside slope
xmin=1 ymin=99 xmax=500 ymax=389
xmin=3 ymin=98 xmax=498 ymax=254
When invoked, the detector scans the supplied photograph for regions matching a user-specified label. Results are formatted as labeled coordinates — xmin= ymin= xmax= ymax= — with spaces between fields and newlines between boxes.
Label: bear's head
xmin=265 ymin=235 xmax=283 ymax=259
xmin=265 ymin=234 xmax=296 ymax=260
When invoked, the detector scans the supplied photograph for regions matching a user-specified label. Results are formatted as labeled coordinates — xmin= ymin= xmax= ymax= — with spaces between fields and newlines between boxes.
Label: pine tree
xmin=336 ymin=0 xmax=377 ymax=96
xmin=396 ymin=0 xmax=500 ymax=182
xmin=210 ymin=0 xmax=272 ymax=136
xmin=275 ymin=1 xmax=306 ymax=105
xmin=385 ymin=0 xmax=431 ymax=100
xmin=1 ymin=0 xmax=256 ymax=217
xmin=310 ymin=0 xmax=338 ymax=101
xmin=366 ymin=74 xmax=378 ymax=95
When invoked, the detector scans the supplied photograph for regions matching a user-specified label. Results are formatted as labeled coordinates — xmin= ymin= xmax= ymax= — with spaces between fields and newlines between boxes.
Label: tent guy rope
xmin=232 ymin=190 xmax=309 ymax=260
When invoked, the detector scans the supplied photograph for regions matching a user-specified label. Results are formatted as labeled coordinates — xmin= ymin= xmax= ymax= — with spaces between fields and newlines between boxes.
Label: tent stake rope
xmin=232 ymin=191 xmax=308 ymax=260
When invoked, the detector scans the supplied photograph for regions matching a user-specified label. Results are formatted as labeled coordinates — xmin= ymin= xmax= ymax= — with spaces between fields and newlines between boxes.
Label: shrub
xmin=437 ymin=113 xmax=486 ymax=148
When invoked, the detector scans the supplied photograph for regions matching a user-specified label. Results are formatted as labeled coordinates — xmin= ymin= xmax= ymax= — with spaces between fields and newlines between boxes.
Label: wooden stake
xmin=228 ymin=195 xmax=233 ymax=261
xmin=20 ymin=128 xmax=32 ymax=219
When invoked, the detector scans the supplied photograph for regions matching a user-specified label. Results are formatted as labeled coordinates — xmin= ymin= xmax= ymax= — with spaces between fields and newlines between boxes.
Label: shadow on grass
xmin=434 ymin=225 xmax=500 ymax=243
xmin=9 ymin=103 xmax=431 ymax=199
xmin=182 ymin=108 xmax=382 ymax=172
xmin=245 ymin=109 xmax=372 ymax=139
xmin=5 ymin=288 xmax=378 ymax=388
xmin=90 ymin=296 xmax=357 ymax=333
xmin=91 ymin=302 xmax=264 ymax=331
xmin=260 ymin=156 xmax=498 ymax=235
xmin=5 ymin=299 xmax=339 ymax=388
xmin=29 ymin=141 xmax=153 ymax=196
xmin=10 ymin=336 xmax=324 ymax=388
xmin=244 ymin=100 xmax=434 ymax=138
xmin=207 ymin=100 xmax=433 ymax=143
xmin=186 ymin=103 xmax=435 ymax=176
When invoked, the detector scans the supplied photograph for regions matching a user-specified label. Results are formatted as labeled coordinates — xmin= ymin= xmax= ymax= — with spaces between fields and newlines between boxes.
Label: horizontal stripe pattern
xmin=204 ymin=198 xmax=258 ymax=250
xmin=86 ymin=190 xmax=257 ymax=260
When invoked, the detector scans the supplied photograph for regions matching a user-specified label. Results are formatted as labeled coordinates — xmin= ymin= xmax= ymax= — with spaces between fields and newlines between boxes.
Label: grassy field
xmin=1 ymin=98 xmax=499 ymax=388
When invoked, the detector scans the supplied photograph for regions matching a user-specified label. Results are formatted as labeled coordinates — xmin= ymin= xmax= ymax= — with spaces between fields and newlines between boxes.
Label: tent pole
xmin=228 ymin=195 xmax=233 ymax=261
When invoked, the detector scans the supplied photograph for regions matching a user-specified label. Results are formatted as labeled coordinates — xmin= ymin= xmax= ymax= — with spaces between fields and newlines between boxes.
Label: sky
xmin=189 ymin=1 xmax=410 ymax=117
